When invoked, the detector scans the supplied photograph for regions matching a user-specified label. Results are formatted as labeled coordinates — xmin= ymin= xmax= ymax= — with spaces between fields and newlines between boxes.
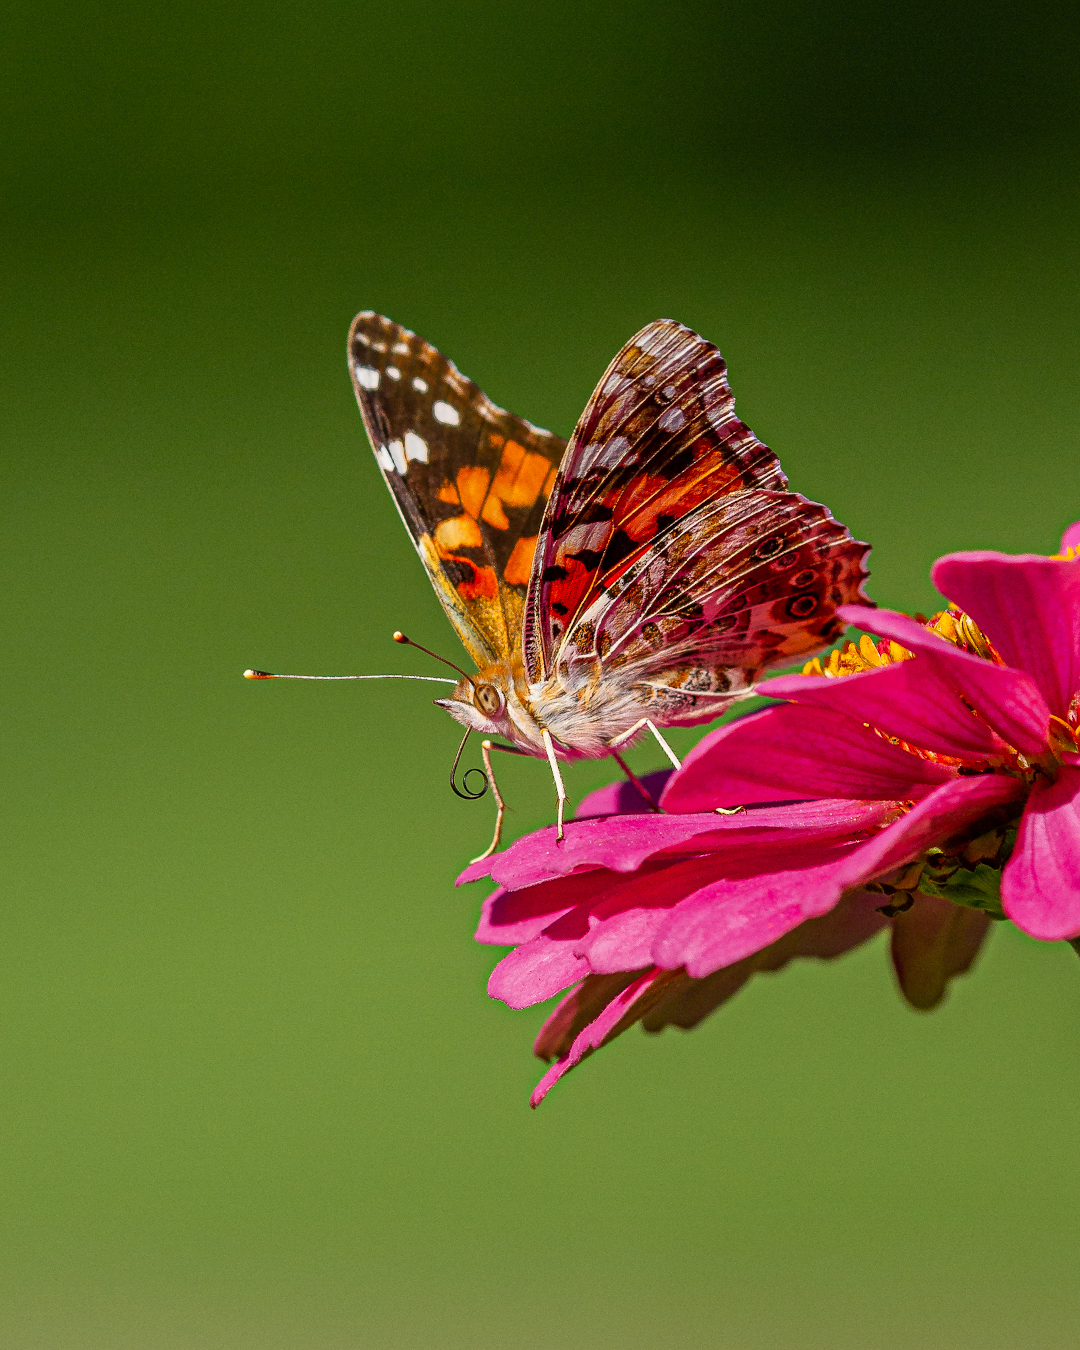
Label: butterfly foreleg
xmin=470 ymin=739 xmax=530 ymax=864
xmin=541 ymin=728 xmax=570 ymax=842
xmin=608 ymin=718 xmax=683 ymax=770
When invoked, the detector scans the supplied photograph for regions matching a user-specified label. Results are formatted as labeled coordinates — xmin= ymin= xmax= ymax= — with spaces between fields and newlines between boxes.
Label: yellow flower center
xmin=801 ymin=632 xmax=913 ymax=678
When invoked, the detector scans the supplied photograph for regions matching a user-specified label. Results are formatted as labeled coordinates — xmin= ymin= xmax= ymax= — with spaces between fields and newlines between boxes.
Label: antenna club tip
xmin=244 ymin=669 xmax=275 ymax=679
xmin=392 ymin=631 xmax=408 ymax=644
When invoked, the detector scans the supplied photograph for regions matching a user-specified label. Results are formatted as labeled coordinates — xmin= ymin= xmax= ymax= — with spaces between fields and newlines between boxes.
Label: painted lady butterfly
xmin=248 ymin=317 xmax=873 ymax=853
xmin=339 ymin=313 xmax=872 ymax=856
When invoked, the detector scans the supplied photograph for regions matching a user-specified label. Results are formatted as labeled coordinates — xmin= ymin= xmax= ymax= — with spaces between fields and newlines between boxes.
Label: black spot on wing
xmin=599 ymin=529 xmax=638 ymax=570
xmin=566 ymin=548 xmax=604 ymax=573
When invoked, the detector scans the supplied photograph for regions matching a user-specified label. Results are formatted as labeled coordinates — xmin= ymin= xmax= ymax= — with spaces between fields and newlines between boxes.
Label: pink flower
xmin=460 ymin=524 xmax=1080 ymax=1104
xmin=666 ymin=521 xmax=1080 ymax=941
xmin=460 ymin=778 xmax=996 ymax=1105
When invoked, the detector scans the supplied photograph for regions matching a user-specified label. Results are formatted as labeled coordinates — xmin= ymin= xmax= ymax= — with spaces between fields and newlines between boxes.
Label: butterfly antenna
xmin=392 ymin=630 xmax=472 ymax=682
xmin=243 ymin=670 xmax=455 ymax=684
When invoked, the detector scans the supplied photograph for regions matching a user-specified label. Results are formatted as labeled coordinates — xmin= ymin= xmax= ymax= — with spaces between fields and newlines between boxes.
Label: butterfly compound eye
xmin=474 ymin=684 xmax=503 ymax=715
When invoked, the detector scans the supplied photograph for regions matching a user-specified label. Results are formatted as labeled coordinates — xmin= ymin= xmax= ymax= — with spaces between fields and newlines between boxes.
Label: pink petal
xmin=1059 ymin=521 xmax=1080 ymax=555
xmin=467 ymin=798 xmax=902 ymax=889
xmin=652 ymin=842 xmax=856 ymax=977
xmin=534 ymin=971 xmax=642 ymax=1062
xmin=475 ymin=869 xmax=617 ymax=946
xmin=826 ymin=773 xmax=1026 ymax=897
xmin=930 ymin=555 xmax=1080 ymax=722
xmin=530 ymin=967 xmax=669 ymax=1106
xmin=574 ymin=770 xmax=673 ymax=819
xmin=661 ymin=703 xmax=956 ymax=813
xmin=532 ymin=893 xmax=891 ymax=1104
xmin=487 ymin=929 xmax=591 ymax=1009
xmin=836 ymin=606 xmax=1051 ymax=757
xmin=1001 ymin=761 xmax=1080 ymax=941
xmin=577 ymin=903 xmax=674 ymax=973
xmin=643 ymin=890 xmax=888 ymax=1031
xmin=764 ymin=661 xmax=1008 ymax=761
xmin=889 ymin=895 xmax=992 ymax=1010
xmin=653 ymin=774 xmax=1025 ymax=979
xmin=574 ymin=852 xmax=739 ymax=972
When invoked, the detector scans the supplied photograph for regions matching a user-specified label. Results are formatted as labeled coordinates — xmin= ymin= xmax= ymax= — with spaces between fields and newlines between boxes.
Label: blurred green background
xmin=4 ymin=1 xmax=1080 ymax=1345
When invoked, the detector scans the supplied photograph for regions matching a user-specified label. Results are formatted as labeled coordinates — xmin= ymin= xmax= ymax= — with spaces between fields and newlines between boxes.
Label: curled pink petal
xmin=533 ymin=972 xmax=642 ymax=1063
xmin=661 ymin=703 xmax=955 ymax=813
xmin=533 ymin=891 xmax=891 ymax=1104
xmin=836 ymin=605 xmax=1051 ymax=756
xmin=1002 ymin=762 xmax=1080 ymax=941
xmin=931 ymin=554 xmax=1080 ymax=722
xmin=653 ymin=776 xmax=1023 ymax=979
xmin=1060 ymin=521 xmax=1080 ymax=554
xmin=642 ymin=890 xmax=888 ymax=1032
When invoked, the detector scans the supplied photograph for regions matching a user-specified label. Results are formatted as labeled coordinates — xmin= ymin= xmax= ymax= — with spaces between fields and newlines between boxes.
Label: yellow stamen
xmin=926 ymin=605 xmax=1000 ymax=662
xmin=858 ymin=634 xmax=884 ymax=667
xmin=1049 ymin=714 xmax=1079 ymax=754
xmin=802 ymin=634 xmax=912 ymax=679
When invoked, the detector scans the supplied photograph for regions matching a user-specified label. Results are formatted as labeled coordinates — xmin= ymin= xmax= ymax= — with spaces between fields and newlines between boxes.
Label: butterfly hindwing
xmin=557 ymin=488 xmax=871 ymax=727
xmin=522 ymin=319 xmax=788 ymax=681
xmin=349 ymin=313 xmax=567 ymax=668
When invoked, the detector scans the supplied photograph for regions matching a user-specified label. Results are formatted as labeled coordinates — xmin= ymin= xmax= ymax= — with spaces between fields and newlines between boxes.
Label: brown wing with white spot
xmin=522 ymin=319 xmax=787 ymax=681
xmin=349 ymin=313 xmax=567 ymax=668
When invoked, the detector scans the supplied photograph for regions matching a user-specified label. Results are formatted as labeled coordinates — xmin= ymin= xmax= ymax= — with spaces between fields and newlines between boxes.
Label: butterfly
xmin=343 ymin=312 xmax=871 ymax=857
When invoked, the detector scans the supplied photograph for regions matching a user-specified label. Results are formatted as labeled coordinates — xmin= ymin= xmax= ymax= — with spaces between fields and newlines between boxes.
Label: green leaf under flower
xmin=918 ymin=861 xmax=1007 ymax=920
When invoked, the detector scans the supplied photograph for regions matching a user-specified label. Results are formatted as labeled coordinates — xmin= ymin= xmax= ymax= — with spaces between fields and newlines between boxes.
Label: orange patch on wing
xmin=491 ymin=440 xmax=553 ymax=508
xmin=435 ymin=514 xmax=484 ymax=551
xmin=456 ymin=466 xmax=491 ymax=519
xmin=457 ymin=562 xmax=499 ymax=601
xmin=482 ymin=495 xmax=510 ymax=530
xmin=437 ymin=479 xmax=460 ymax=504
xmin=503 ymin=535 xmax=537 ymax=587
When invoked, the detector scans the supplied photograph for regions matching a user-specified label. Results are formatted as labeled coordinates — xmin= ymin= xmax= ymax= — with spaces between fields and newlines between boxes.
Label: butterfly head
xmin=433 ymin=659 xmax=543 ymax=752
xmin=435 ymin=665 xmax=511 ymax=734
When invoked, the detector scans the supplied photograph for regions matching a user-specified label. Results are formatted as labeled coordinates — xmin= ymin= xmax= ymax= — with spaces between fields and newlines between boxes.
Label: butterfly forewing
xmin=523 ymin=319 xmax=789 ymax=681
xmin=349 ymin=313 xmax=567 ymax=668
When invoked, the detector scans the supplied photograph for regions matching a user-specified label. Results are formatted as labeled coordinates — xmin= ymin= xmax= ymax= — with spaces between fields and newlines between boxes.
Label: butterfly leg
xmin=541 ymin=728 xmax=570 ymax=841
xmin=610 ymin=750 xmax=661 ymax=812
xmin=471 ymin=740 xmax=529 ymax=864
xmin=609 ymin=718 xmax=682 ymax=769
xmin=609 ymin=719 xmax=742 ymax=815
